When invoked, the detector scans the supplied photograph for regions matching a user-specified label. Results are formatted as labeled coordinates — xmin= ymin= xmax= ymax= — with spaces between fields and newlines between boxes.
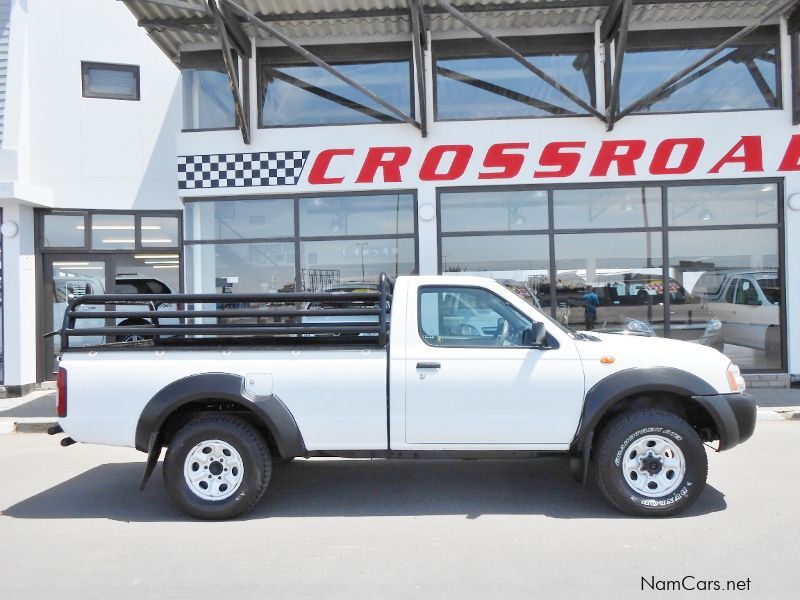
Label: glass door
xmin=43 ymin=255 xmax=112 ymax=378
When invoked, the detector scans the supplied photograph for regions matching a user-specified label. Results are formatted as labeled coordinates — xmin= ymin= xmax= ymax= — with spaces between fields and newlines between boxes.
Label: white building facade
xmin=0 ymin=0 xmax=180 ymax=394
xmin=2 ymin=0 xmax=799 ymax=394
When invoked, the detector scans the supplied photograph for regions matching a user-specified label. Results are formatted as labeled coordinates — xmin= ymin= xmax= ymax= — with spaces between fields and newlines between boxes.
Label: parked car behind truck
xmin=52 ymin=275 xmax=179 ymax=343
xmin=693 ymin=270 xmax=781 ymax=357
xmin=53 ymin=275 xmax=755 ymax=520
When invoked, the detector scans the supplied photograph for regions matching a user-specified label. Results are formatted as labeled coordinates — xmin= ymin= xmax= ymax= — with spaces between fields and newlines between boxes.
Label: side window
xmin=418 ymin=287 xmax=533 ymax=348
xmin=144 ymin=280 xmax=171 ymax=294
xmin=115 ymin=282 xmax=138 ymax=294
xmin=739 ymin=280 xmax=760 ymax=306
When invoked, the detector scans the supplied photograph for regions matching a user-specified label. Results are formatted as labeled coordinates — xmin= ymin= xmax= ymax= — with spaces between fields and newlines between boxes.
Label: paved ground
xmin=1 ymin=421 xmax=798 ymax=599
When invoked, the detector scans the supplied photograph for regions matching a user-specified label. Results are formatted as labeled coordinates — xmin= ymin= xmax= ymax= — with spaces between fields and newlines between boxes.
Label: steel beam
xmin=218 ymin=0 xmax=251 ymax=58
xmin=409 ymin=0 xmax=428 ymax=136
xmin=207 ymin=0 xmax=250 ymax=144
xmin=219 ymin=0 xmax=419 ymax=131
xmin=605 ymin=0 xmax=633 ymax=131
xmin=266 ymin=70 xmax=401 ymax=123
xmin=430 ymin=0 xmax=605 ymax=122
xmin=617 ymin=0 xmax=800 ymax=120
xmin=793 ymin=32 xmax=800 ymax=125
xmin=437 ymin=66 xmax=575 ymax=116
xmin=788 ymin=4 xmax=800 ymax=34
xmin=600 ymin=0 xmax=627 ymax=43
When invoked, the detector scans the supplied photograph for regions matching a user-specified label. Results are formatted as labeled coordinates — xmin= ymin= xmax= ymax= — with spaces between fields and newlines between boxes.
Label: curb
xmin=0 ymin=418 xmax=59 ymax=434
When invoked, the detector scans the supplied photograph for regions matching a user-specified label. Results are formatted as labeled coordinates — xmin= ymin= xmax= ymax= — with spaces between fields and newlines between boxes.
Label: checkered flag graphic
xmin=178 ymin=150 xmax=311 ymax=190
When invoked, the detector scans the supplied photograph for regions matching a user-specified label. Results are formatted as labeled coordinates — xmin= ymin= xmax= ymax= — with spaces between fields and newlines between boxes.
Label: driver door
xmin=404 ymin=285 xmax=585 ymax=447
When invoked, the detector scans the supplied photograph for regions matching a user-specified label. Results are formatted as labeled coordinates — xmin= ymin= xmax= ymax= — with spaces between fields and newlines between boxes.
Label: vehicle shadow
xmin=2 ymin=458 xmax=727 ymax=522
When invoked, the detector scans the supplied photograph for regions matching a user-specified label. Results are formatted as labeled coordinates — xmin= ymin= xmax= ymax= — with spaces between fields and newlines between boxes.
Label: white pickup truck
xmin=53 ymin=275 xmax=755 ymax=520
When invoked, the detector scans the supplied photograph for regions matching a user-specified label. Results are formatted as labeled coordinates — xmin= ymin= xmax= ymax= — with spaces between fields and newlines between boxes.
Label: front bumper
xmin=691 ymin=392 xmax=757 ymax=451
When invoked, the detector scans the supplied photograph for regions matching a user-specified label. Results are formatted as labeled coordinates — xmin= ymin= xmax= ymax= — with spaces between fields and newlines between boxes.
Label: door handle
xmin=416 ymin=362 xmax=441 ymax=369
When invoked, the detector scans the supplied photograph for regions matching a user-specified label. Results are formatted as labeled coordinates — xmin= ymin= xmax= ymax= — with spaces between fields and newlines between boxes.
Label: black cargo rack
xmin=59 ymin=273 xmax=392 ymax=350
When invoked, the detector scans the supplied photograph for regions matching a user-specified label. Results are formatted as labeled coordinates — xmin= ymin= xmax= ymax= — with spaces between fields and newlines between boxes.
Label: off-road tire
xmin=163 ymin=415 xmax=271 ymax=520
xmin=594 ymin=409 xmax=707 ymax=517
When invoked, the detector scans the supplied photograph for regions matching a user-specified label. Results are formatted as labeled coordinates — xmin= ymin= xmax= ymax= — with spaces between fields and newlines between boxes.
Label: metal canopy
xmin=123 ymin=0 xmax=796 ymax=136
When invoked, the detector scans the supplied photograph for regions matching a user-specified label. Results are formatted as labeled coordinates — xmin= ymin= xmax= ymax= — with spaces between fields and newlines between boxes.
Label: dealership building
xmin=2 ymin=0 xmax=800 ymax=395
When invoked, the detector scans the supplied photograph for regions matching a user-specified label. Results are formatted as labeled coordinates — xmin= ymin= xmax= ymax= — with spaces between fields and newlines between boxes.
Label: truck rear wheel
xmin=594 ymin=409 xmax=707 ymax=517
xmin=163 ymin=415 xmax=271 ymax=520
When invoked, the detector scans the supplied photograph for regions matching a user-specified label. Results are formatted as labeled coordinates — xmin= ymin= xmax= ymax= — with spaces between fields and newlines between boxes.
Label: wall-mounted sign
xmin=178 ymin=134 xmax=800 ymax=191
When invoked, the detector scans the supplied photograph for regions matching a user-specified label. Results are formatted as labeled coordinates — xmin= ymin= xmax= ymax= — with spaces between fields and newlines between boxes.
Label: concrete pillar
xmin=1 ymin=202 xmax=37 ymax=394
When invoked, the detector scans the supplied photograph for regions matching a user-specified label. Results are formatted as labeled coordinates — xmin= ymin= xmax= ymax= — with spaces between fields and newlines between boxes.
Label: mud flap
xmin=139 ymin=432 xmax=162 ymax=491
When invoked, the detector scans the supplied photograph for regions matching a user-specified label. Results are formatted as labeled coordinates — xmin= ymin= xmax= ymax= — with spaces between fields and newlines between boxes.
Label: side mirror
xmin=523 ymin=322 xmax=547 ymax=347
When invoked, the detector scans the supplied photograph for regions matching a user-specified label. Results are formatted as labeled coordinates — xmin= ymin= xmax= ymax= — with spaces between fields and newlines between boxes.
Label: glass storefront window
xmin=440 ymin=235 xmax=550 ymax=310
xmin=668 ymin=229 xmax=781 ymax=370
xmin=141 ymin=217 xmax=179 ymax=247
xmin=554 ymin=232 xmax=665 ymax=335
xmin=553 ymin=187 xmax=661 ymax=229
xmin=187 ymin=243 xmax=296 ymax=294
xmin=185 ymin=193 xmax=418 ymax=297
xmin=185 ymin=199 xmax=294 ymax=241
xmin=186 ymin=243 xmax=295 ymax=326
xmin=667 ymin=183 xmax=779 ymax=226
xmin=440 ymin=190 xmax=548 ymax=233
xmin=620 ymin=28 xmax=780 ymax=114
xmin=43 ymin=214 xmax=85 ymax=247
xmin=437 ymin=182 xmax=784 ymax=370
xmin=300 ymin=238 xmax=415 ymax=290
xmin=299 ymin=194 xmax=415 ymax=237
xmin=91 ymin=214 xmax=135 ymax=250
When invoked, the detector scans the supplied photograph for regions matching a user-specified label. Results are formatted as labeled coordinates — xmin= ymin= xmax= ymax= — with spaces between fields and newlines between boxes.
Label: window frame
xmin=417 ymin=284 xmax=537 ymax=349
xmin=183 ymin=189 xmax=420 ymax=295
xmin=180 ymin=50 xmax=243 ymax=133
xmin=616 ymin=26 xmax=783 ymax=116
xmin=37 ymin=209 xmax=183 ymax=253
xmin=792 ymin=29 xmax=800 ymax=125
xmin=257 ymin=42 xmax=415 ymax=129
xmin=432 ymin=33 xmax=596 ymax=123
xmin=435 ymin=178 xmax=786 ymax=373
xmin=81 ymin=61 xmax=140 ymax=101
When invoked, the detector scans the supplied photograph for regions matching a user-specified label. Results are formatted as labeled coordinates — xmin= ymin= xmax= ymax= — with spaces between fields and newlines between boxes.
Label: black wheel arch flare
xmin=135 ymin=372 xmax=306 ymax=489
xmin=568 ymin=367 xmax=719 ymax=483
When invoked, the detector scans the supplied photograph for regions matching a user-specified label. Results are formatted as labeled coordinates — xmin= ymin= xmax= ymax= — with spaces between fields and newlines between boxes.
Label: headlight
xmin=626 ymin=319 xmax=655 ymax=336
xmin=726 ymin=363 xmax=746 ymax=393
xmin=705 ymin=318 xmax=722 ymax=333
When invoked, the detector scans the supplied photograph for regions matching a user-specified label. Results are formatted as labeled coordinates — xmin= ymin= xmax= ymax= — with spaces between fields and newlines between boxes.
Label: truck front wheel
xmin=163 ymin=415 xmax=271 ymax=519
xmin=594 ymin=409 xmax=707 ymax=517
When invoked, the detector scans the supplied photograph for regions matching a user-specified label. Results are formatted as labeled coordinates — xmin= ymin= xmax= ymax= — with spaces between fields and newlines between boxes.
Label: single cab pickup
xmin=54 ymin=275 xmax=756 ymax=519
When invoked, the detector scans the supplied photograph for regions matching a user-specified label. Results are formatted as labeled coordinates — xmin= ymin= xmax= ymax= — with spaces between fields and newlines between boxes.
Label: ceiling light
xmin=53 ymin=261 xmax=90 ymax=266
xmin=153 ymin=265 xmax=179 ymax=269
xmin=102 ymin=238 xmax=135 ymax=243
xmin=700 ymin=208 xmax=713 ymax=222
xmin=134 ymin=254 xmax=179 ymax=259
xmin=141 ymin=239 xmax=174 ymax=244
xmin=144 ymin=260 xmax=180 ymax=265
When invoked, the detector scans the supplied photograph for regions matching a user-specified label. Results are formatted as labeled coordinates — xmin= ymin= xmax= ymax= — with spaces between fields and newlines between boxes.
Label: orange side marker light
xmin=600 ymin=356 xmax=616 ymax=364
